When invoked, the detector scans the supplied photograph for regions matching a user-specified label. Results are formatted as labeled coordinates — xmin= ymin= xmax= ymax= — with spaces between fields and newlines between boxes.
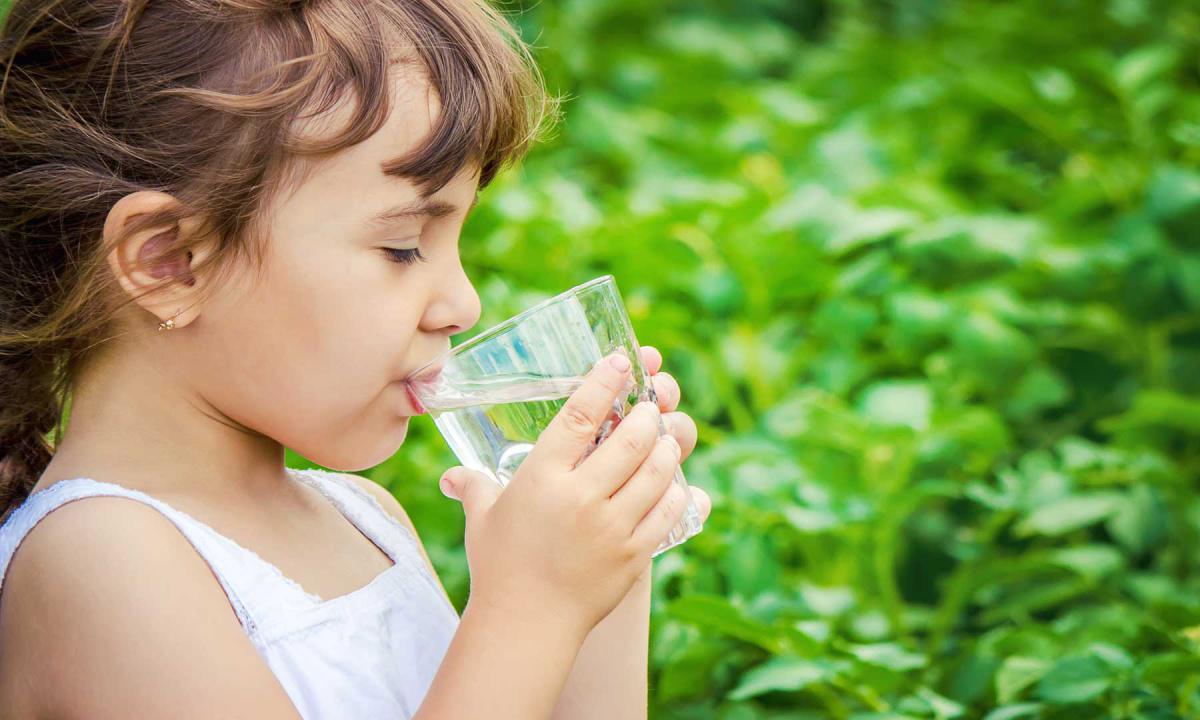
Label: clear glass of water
xmin=405 ymin=275 xmax=704 ymax=557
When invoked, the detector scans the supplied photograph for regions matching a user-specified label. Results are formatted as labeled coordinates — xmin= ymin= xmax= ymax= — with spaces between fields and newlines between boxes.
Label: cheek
xmin=270 ymin=244 xmax=414 ymax=387
xmin=188 ymin=245 xmax=426 ymax=464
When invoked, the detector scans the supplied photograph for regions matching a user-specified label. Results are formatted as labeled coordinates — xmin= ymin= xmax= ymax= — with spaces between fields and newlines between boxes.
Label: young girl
xmin=0 ymin=0 xmax=711 ymax=718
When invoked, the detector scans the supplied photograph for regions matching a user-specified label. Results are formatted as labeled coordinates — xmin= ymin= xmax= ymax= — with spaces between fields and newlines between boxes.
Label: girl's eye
xmin=382 ymin=247 xmax=427 ymax=265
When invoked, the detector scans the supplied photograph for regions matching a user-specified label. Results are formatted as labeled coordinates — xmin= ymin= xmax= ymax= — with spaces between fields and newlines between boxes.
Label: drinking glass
xmin=405 ymin=275 xmax=704 ymax=557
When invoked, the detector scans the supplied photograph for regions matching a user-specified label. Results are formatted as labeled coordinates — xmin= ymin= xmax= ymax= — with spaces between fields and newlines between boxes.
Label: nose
xmin=422 ymin=261 xmax=481 ymax=337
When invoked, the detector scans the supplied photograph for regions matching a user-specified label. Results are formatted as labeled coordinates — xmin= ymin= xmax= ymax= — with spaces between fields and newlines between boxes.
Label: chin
xmin=392 ymin=416 xmax=411 ymax=444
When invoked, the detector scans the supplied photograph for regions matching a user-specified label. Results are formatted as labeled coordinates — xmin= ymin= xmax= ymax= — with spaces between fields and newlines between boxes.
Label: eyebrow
xmin=367 ymin=194 xmax=479 ymax=228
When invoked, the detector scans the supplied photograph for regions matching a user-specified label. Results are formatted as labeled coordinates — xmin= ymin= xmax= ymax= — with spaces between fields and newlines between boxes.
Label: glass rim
xmin=407 ymin=274 xmax=618 ymax=378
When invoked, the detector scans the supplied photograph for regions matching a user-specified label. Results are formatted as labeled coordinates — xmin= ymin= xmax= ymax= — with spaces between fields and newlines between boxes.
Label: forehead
xmin=273 ymin=61 xmax=442 ymax=206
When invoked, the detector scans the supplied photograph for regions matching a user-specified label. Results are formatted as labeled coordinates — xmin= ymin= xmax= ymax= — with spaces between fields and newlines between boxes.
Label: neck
xmin=38 ymin=345 xmax=290 ymax=502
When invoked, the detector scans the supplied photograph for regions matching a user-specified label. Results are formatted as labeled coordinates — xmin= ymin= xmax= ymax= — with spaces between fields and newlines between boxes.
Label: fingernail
xmin=609 ymin=354 xmax=630 ymax=372
xmin=439 ymin=474 xmax=456 ymax=499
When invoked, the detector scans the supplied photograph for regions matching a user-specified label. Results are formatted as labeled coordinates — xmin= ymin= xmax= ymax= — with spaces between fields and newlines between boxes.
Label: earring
xmin=157 ymin=313 xmax=178 ymax=331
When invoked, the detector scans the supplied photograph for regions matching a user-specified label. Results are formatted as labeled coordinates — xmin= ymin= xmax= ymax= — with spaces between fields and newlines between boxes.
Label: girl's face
xmin=181 ymin=69 xmax=482 ymax=472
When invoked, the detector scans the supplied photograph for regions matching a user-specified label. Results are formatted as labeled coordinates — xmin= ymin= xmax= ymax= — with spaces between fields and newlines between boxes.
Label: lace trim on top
xmin=1 ymin=468 xmax=437 ymax=613
xmin=299 ymin=469 xmax=454 ymax=613
xmin=201 ymin=467 xmax=423 ymax=609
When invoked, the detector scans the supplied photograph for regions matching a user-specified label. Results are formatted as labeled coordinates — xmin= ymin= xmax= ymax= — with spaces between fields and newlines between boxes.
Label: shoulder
xmin=321 ymin=471 xmax=454 ymax=607
xmin=0 ymin=495 xmax=299 ymax=719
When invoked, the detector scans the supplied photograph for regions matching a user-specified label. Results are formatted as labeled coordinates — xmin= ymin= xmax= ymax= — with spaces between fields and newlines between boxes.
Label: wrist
xmin=463 ymin=592 xmax=593 ymax=648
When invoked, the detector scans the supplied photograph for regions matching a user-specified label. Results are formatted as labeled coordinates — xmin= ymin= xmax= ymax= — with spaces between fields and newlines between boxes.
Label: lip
xmin=400 ymin=344 xmax=451 ymax=415
xmin=403 ymin=379 xmax=427 ymax=415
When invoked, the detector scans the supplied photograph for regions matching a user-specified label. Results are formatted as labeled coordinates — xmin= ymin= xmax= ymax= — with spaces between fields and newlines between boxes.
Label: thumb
xmin=439 ymin=466 xmax=501 ymax=517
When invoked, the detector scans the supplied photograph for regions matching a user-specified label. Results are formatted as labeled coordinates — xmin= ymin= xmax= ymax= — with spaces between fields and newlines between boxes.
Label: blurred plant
xmin=326 ymin=0 xmax=1197 ymax=716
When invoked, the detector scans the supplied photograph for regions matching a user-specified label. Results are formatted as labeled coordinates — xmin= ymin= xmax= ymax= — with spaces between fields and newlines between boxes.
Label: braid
xmin=0 ymin=344 xmax=63 ymax=525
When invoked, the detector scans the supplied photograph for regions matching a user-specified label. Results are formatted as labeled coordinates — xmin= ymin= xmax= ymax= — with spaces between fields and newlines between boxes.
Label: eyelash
xmin=382 ymin=247 xmax=427 ymax=265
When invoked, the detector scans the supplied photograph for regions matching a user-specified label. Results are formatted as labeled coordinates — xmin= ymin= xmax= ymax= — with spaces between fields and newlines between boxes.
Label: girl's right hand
xmin=439 ymin=351 xmax=688 ymax=634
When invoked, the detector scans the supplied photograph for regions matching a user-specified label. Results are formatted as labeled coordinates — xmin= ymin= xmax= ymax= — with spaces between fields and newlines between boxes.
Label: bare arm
xmin=547 ymin=346 xmax=701 ymax=719
xmin=413 ymin=596 xmax=591 ymax=719
xmin=550 ymin=564 xmax=652 ymax=720
xmin=343 ymin=473 xmax=597 ymax=719
xmin=0 ymin=497 xmax=303 ymax=720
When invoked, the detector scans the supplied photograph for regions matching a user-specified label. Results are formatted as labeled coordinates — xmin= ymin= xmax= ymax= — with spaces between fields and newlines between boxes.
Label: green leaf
xmin=828 ymin=207 xmax=920 ymax=255
xmin=757 ymin=85 xmax=823 ymax=126
xmin=1179 ymin=255 xmax=1200 ymax=310
xmin=726 ymin=656 xmax=839 ymax=700
xmin=781 ymin=504 xmax=842 ymax=532
xmin=656 ymin=637 xmax=727 ymax=703
xmin=1106 ymin=484 xmax=1167 ymax=555
xmin=1114 ymin=45 xmax=1178 ymax=94
xmin=1140 ymin=653 xmax=1200 ymax=687
xmin=857 ymin=379 xmax=933 ymax=431
xmin=982 ymin=704 xmax=1043 ymax=720
xmin=1087 ymin=642 xmax=1134 ymax=671
xmin=1004 ymin=366 xmax=1071 ymax=420
xmin=800 ymin=584 xmax=856 ymax=617
xmin=886 ymin=290 xmax=955 ymax=348
xmin=1014 ymin=494 xmax=1123 ymax=537
xmin=1101 ymin=389 xmax=1200 ymax=436
xmin=1035 ymin=656 xmax=1113 ymax=704
xmin=996 ymin=656 xmax=1052 ymax=704
xmin=723 ymin=530 xmax=780 ymax=600
xmin=1049 ymin=545 xmax=1124 ymax=581
xmin=666 ymin=595 xmax=785 ymax=654
xmin=913 ymin=686 xmax=966 ymax=719
xmin=848 ymin=642 xmax=928 ymax=671
xmin=950 ymin=312 xmax=1037 ymax=382
xmin=1031 ymin=67 xmax=1075 ymax=103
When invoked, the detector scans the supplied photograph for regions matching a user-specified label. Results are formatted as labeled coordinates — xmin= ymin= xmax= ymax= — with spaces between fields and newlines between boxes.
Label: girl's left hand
xmin=639 ymin=345 xmax=711 ymax=526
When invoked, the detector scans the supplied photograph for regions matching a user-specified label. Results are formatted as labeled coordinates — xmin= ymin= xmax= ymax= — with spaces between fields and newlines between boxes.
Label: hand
xmin=639 ymin=345 xmax=711 ymax=526
xmin=620 ymin=346 xmax=710 ymax=595
xmin=439 ymin=351 xmax=695 ymax=636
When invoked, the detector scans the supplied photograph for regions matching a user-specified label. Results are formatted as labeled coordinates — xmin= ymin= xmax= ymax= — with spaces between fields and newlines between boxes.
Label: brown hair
xmin=0 ymin=0 xmax=557 ymax=523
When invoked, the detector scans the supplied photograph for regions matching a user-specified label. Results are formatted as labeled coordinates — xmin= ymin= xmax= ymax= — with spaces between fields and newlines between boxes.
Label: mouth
xmin=401 ymin=346 xmax=450 ymax=416
xmin=403 ymin=379 xmax=427 ymax=416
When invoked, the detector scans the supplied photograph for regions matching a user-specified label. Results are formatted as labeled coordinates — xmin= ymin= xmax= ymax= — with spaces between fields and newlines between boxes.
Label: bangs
xmin=231 ymin=0 xmax=558 ymax=200
xmin=374 ymin=1 xmax=555 ymax=194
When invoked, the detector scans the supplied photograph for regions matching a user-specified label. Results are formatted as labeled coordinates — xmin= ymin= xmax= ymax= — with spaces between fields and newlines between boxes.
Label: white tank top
xmin=0 ymin=467 xmax=461 ymax=719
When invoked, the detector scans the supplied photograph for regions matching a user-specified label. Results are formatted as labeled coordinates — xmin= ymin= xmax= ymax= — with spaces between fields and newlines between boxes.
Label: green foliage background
xmin=363 ymin=1 xmax=1200 ymax=717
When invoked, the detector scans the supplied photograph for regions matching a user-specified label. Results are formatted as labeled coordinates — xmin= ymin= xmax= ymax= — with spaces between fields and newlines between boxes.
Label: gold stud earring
xmin=157 ymin=314 xmax=178 ymax=331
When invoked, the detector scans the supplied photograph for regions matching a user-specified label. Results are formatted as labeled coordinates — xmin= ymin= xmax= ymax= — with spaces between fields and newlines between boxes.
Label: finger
xmin=440 ymin=466 xmax=503 ymax=520
xmin=577 ymin=400 xmax=662 ymax=498
xmin=640 ymin=345 xmax=663 ymax=375
xmin=528 ymin=352 xmax=633 ymax=470
xmin=690 ymin=485 xmax=712 ymax=525
xmin=662 ymin=411 xmax=697 ymax=462
xmin=608 ymin=433 xmax=680 ymax=527
xmin=652 ymin=371 xmax=680 ymax=413
xmin=630 ymin=475 xmax=690 ymax=555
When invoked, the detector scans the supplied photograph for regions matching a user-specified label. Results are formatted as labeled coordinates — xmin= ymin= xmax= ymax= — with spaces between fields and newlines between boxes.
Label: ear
xmin=104 ymin=190 xmax=215 ymax=331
